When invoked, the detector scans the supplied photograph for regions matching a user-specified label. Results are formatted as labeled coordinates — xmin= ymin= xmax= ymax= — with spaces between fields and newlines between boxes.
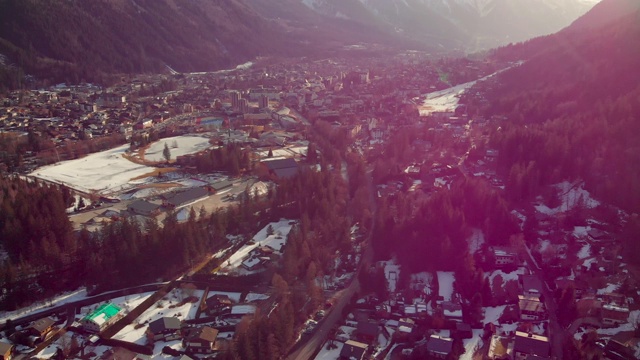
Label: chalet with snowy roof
xmin=82 ymin=303 xmax=123 ymax=333
xmin=339 ymin=340 xmax=368 ymax=360
xmin=426 ymin=335 xmax=453 ymax=359
xmin=601 ymin=303 xmax=630 ymax=327
xmin=514 ymin=331 xmax=550 ymax=360
xmin=442 ymin=301 xmax=463 ymax=322
xmin=148 ymin=317 xmax=182 ymax=341
xmin=398 ymin=318 xmax=415 ymax=334
xmin=183 ymin=326 xmax=218 ymax=354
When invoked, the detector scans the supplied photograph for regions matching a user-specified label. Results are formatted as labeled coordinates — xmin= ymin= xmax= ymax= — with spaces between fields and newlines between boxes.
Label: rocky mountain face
xmin=301 ymin=0 xmax=600 ymax=50
xmin=0 ymin=0 xmax=602 ymax=87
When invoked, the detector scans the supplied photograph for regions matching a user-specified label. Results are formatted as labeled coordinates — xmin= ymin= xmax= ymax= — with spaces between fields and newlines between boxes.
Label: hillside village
xmin=0 ymin=51 xmax=639 ymax=360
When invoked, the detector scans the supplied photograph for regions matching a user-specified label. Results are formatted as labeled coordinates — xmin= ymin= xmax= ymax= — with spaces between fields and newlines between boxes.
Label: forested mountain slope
xmin=470 ymin=5 xmax=640 ymax=213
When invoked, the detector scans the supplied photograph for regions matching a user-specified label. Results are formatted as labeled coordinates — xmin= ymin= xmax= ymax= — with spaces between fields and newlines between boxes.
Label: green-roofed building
xmin=81 ymin=303 xmax=123 ymax=333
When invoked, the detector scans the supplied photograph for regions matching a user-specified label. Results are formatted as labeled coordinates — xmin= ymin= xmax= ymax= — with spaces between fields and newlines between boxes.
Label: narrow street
xmin=520 ymin=237 xmax=565 ymax=359
xmin=286 ymin=164 xmax=377 ymax=360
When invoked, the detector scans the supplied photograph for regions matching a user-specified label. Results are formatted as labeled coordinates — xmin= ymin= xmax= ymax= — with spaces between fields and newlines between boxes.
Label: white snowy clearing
xmin=419 ymin=79 xmax=478 ymax=116
xmin=535 ymin=181 xmax=600 ymax=216
xmin=467 ymin=228 xmax=485 ymax=254
xmin=437 ymin=271 xmax=455 ymax=302
xmin=597 ymin=283 xmax=620 ymax=295
xmin=30 ymin=144 xmax=155 ymax=194
xmin=0 ymin=287 xmax=88 ymax=323
xmin=577 ymin=243 xmax=591 ymax=259
xmin=219 ymin=219 xmax=295 ymax=274
xmin=419 ymin=68 xmax=509 ymax=116
xmin=113 ymin=289 xmax=204 ymax=345
xmin=381 ymin=259 xmax=401 ymax=293
xmin=483 ymin=305 xmax=507 ymax=325
xmin=144 ymin=135 xmax=213 ymax=162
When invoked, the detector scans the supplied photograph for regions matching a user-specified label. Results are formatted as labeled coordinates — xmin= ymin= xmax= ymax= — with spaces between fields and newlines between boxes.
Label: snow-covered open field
xmin=419 ymin=80 xmax=478 ymax=116
xmin=144 ymin=136 xmax=213 ymax=162
xmin=30 ymin=144 xmax=155 ymax=194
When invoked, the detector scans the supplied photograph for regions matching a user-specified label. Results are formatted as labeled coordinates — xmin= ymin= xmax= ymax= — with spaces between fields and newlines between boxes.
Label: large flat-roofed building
xmin=81 ymin=303 xmax=123 ymax=333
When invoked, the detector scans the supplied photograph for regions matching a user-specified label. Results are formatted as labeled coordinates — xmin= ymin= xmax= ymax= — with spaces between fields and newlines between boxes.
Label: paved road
xmin=520 ymin=238 xmax=565 ymax=359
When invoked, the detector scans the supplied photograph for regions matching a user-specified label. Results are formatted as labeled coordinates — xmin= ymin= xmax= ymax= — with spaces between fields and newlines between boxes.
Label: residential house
xmin=492 ymin=247 xmax=517 ymax=268
xmin=205 ymin=294 xmax=233 ymax=315
xmin=148 ymin=317 xmax=182 ymax=342
xmin=601 ymin=293 xmax=631 ymax=326
xmin=27 ymin=317 xmax=56 ymax=340
xmin=397 ymin=318 xmax=415 ymax=335
xmin=356 ymin=321 xmax=379 ymax=343
xmin=183 ymin=326 xmax=218 ymax=354
xmin=442 ymin=301 xmax=463 ymax=322
xmin=488 ymin=335 xmax=513 ymax=359
xmin=426 ymin=335 xmax=453 ymax=359
xmin=601 ymin=304 xmax=630 ymax=327
xmin=0 ymin=342 xmax=13 ymax=360
xmin=513 ymin=331 xmax=550 ymax=360
xmin=518 ymin=295 xmax=546 ymax=321
xmin=339 ymin=340 xmax=368 ymax=360
xmin=81 ymin=303 xmax=123 ymax=333
xmin=604 ymin=331 xmax=639 ymax=360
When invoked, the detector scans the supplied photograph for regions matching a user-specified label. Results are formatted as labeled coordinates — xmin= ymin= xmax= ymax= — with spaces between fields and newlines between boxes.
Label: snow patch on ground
xmin=0 ymin=287 xmax=88 ymax=323
xmin=437 ymin=271 xmax=455 ymax=302
xmin=483 ymin=306 xmax=507 ymax=325
xmin=597 ymin=283 xmax=620 ymax=295
xmin=419 ymin=80 xmax=478 ymax=116
xmin=381 ymin=260 xmax=401 ymax=293
xmin=536 ymin=181 xmax=600 ymax=216
xmin=597 ymin=311 xmax=640 ymax=335
xmin=468 ymin=228 xmax=485 ymax=255
xmin=245 ymin=293 xmax=269 ymax=302
xmin=144 ymin=136 xmax=213 ymax=162
xmin=460 ymin=329 xmax=484 ymax=360
xmin=314 ymin=341 xmax=344 ymax=360
xmin=577 ymin=244 xmax=591 ymax=259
